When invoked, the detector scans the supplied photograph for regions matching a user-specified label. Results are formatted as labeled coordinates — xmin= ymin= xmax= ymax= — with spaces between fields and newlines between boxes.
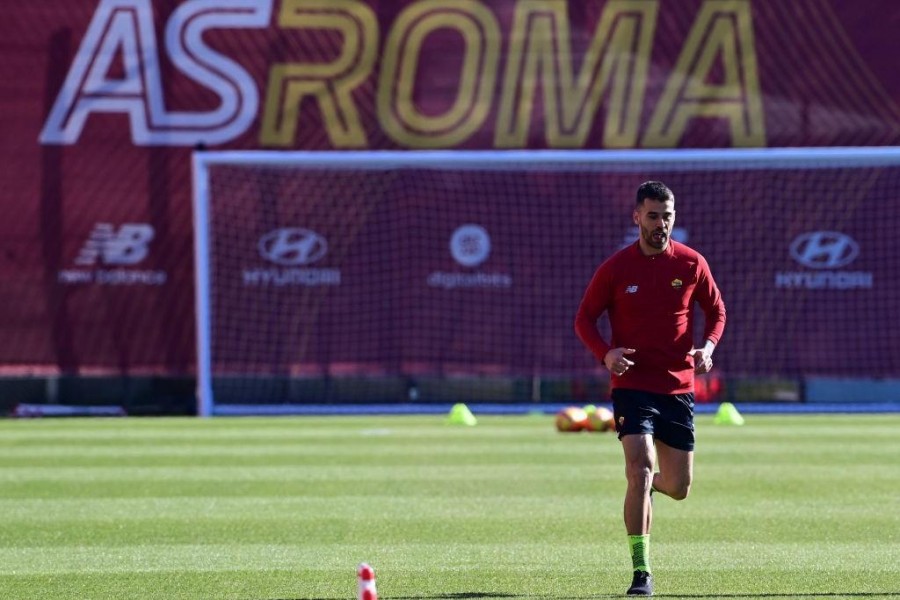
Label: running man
xmin=575 ymin=181 xmax=726 ymax=596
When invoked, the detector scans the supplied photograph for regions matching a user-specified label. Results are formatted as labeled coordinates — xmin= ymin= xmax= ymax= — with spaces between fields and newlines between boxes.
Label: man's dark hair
xmin=636 ymin=181 xmax=673 ymax=205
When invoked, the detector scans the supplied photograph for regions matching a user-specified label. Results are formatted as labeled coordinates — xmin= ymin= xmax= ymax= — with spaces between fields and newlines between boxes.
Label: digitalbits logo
xmin=449 ymin=224 xmax=491 ymax=267
xmin=427 ymin=224 xmax=511 ymax=289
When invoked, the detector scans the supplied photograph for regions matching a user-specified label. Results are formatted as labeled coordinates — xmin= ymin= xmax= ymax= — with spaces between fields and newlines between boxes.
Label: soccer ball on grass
xmin=586 ymin=406 xmax=615 ymax=432
xmin=555 ymin=406 xmax=589 ymax=432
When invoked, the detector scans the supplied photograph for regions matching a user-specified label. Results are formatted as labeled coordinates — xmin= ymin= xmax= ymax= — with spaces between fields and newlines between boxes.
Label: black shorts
xmin=611 ymin=388 xmax=695 ymax=452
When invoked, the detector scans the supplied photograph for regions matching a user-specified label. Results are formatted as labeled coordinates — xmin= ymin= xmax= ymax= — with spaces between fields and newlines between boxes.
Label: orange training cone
xmin=357 ymin=563 xmax=378 ymax=600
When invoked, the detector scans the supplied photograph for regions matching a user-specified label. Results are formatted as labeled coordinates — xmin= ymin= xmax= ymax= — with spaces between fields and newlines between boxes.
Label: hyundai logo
xmin=259 ymin=228 xmax=328 ymax=266
xmin=789 ymin=231 xmax=859 ymax=269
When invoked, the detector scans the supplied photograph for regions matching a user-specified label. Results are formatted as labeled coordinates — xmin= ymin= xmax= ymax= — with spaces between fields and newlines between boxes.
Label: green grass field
xmin=0 ymin=412 xmax=897 ymax=599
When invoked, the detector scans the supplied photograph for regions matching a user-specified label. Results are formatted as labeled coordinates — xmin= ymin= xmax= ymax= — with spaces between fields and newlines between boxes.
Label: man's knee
xmin=625 ymin=462 xmax=654 ymax=491
xmin=667 ymin=477 xmax=691 ymax=500
xmin=654 ymin=440 xmax=693 ymax=500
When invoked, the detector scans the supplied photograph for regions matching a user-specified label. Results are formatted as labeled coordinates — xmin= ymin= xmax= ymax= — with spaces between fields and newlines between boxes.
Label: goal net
xmin=193 ymin=149 xmax=900 ymax=416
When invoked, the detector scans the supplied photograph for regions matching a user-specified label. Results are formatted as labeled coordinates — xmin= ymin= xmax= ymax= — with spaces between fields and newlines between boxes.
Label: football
xmin=555 ymin=406 xmax=589 ymax=432
xmin=587 ymin=406 xmax=615 ymax=432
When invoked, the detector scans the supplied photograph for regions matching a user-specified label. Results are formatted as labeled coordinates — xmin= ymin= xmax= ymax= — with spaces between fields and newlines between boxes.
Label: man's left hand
xmin=689 ymin=347 xmax=713 ymax=374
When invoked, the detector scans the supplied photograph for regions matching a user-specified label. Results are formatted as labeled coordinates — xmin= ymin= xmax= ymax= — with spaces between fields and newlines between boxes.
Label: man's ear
xmin=632 ymin=209 xmax=640 ymax=226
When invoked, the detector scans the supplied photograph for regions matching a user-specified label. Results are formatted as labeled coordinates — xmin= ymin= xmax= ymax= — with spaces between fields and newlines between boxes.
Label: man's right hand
xmin=604 ymin=348 xmax=636 ymax=376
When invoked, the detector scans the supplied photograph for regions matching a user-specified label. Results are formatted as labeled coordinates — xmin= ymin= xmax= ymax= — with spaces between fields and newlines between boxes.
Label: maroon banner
xmin=2 ymin=0 xmax=900 ymax=374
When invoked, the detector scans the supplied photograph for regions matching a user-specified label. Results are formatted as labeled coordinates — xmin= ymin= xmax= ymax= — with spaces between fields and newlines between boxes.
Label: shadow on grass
xmin=273 ymin=595 xmax=520 ymax=600
xmin=651 ymin=595 xmax=900 ymax=599
xmin=271 ymin=594 xmax=900 ymax=600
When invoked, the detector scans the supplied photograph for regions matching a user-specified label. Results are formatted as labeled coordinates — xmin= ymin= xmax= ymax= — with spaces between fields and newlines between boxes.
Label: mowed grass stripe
xmin=0 ymin=541 xmax=895 ymax=574
xmin=0 ymin=440 xmax=603 ymax=460
xmin=0 ymin=474 xmax=613 ymax=500
xmin=0 ymin=461 xmax=893 ymax=485
xmin=0 ymin=464 xmax=610 ymax=483
xmin=0 ymin=512 xmax=892 ymax=547
xmin=1 ymin=437 xmax=894 ymax=464
xmin=0 ymin=416 xmax=551 ymax=442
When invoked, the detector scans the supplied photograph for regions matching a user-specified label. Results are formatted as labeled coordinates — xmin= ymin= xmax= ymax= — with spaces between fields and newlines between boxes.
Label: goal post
xmin=192 ymin=148 xmax=900 ymax=416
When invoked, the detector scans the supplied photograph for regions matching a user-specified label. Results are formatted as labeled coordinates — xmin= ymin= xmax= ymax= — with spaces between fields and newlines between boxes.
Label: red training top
xmin=574 ymin=240 xmax=726 ymax=395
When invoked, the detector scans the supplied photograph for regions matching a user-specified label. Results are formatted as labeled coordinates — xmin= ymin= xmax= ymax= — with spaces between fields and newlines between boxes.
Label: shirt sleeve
xmin=574 ymin=262 xmax=613 ymax=364
xmin=694 ymin=255 xmax=726 ymax=345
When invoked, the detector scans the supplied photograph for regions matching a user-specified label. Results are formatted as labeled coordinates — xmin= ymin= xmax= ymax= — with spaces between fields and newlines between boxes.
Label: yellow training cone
xmin=713 ymin=402 xmax=745 ymax=426
xmin=447 ymin=403 xmax=477 ymax=426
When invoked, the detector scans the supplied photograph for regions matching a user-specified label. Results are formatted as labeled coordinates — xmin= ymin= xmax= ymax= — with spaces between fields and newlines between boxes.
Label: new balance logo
xmin=58 ymin=222 xmax=165 ymax=286
xmin=75 ymin=223 xmax=155 ymax=266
